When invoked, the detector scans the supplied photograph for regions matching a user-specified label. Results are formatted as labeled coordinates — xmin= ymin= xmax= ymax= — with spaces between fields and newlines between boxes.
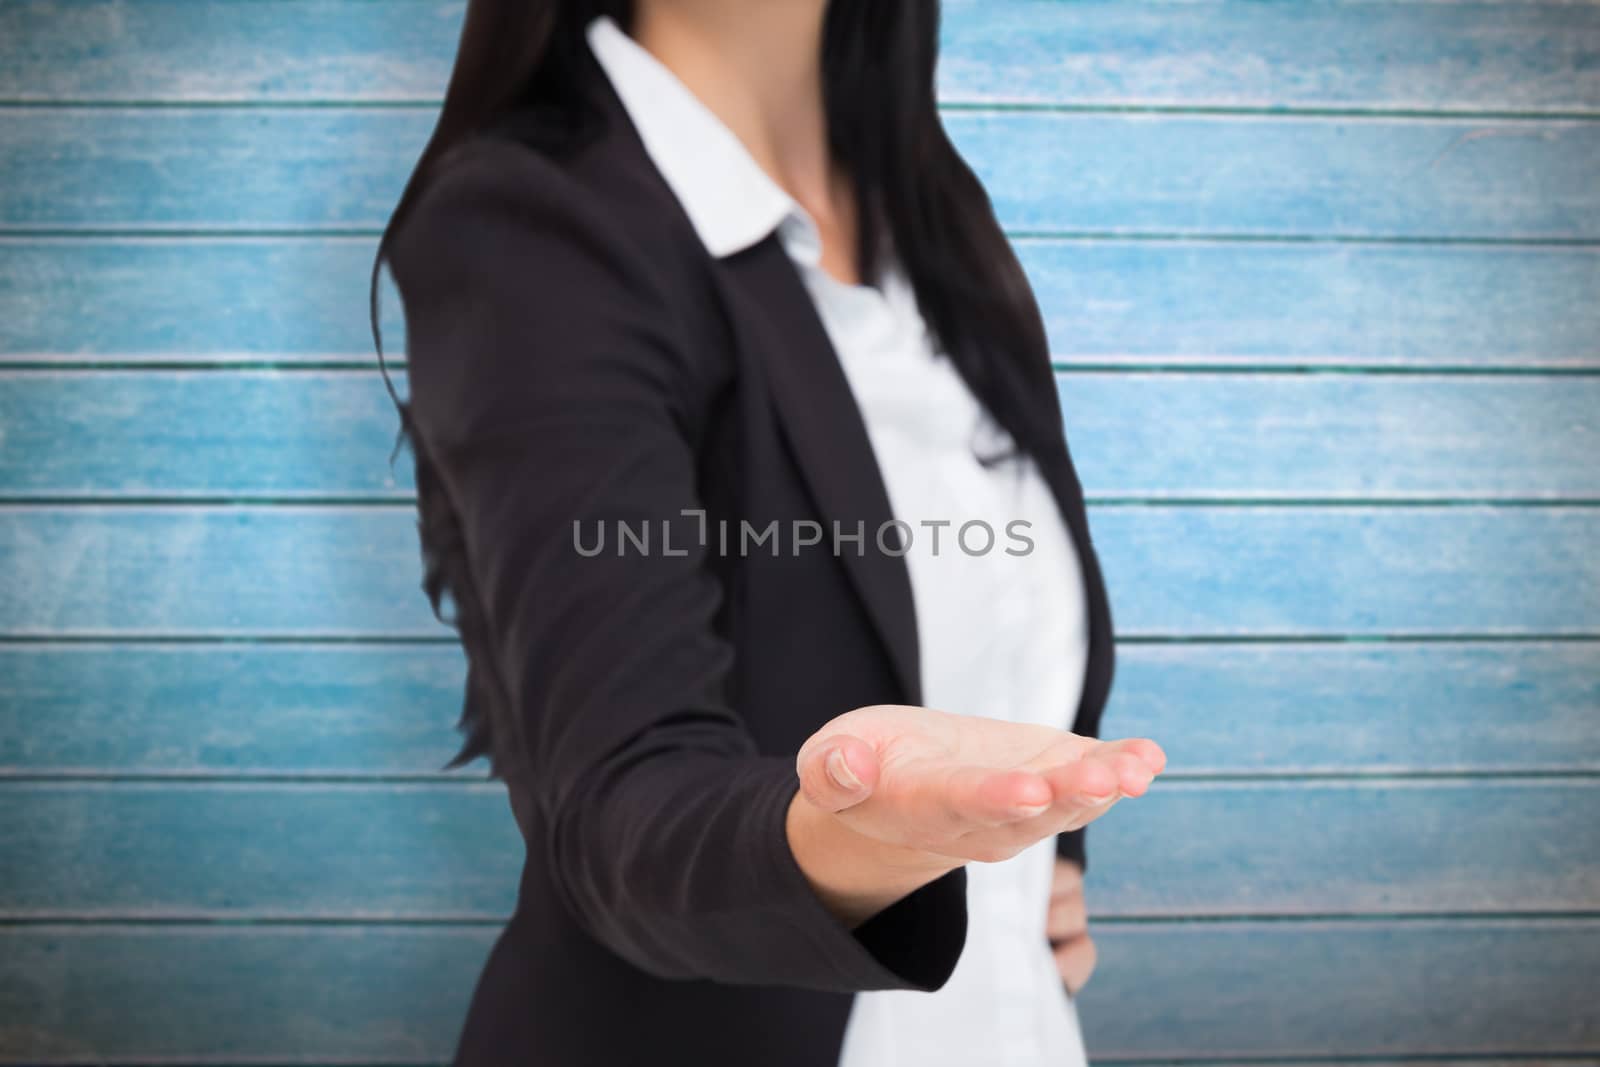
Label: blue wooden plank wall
xmin=1 ymin=0 xmax=1597 ymax=1062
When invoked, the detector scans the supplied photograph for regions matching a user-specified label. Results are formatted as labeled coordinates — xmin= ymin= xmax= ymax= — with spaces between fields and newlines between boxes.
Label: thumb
xmin=796 ymin=734 xmax=878 ymax=814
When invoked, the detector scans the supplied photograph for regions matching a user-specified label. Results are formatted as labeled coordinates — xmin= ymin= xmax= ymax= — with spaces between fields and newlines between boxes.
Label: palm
xmin=872 ymin=705 xmax=1089 ymax=772
xmin=797 ymin=704 xmax=1163 ymax=864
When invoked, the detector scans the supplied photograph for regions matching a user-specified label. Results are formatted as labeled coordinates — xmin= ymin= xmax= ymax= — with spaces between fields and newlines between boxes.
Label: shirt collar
xmin=585 ymin=14 xmax=822 ymax=263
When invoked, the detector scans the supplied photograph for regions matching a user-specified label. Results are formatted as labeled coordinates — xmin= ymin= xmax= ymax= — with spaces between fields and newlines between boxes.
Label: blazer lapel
xmin=1030 ymin=431 xmax=1116 ymax=730
xmin=711 ymin=237 xmax=924 ymax=708
xmin=547 ymin=62 xmax=1109 ymax=728
xmin=563 ymin=67 xmax=923 ymax=707
xmin=967 ymin=323 xmax=1116 ymax=729
xmin=708 ymin=235 xmax=1117 ymax=729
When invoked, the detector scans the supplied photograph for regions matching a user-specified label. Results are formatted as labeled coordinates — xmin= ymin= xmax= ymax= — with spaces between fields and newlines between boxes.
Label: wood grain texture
xmin=964 ymin=113 xmax=1600 ymax=240
xmin=1074 ymin=919 xmax=1600 ymax=1058
xmin=5 ymin=109 xmax=1597 ymax=239
xmin=939 ymin=0 xmax=1600 ymax=114
xmin=0 ymin=782 xmax=521 ymax=919
xmin=6 ymin=369 xmax=1598 ymax=500
xmin=0 ymin=506 xmax=441 ymax=637
xmin=1088 ymin=505 xmax=1600 ymax=636
xmin=1088 ymin=778 xmax=1600 ymax=916
xmin=2 ymin=238 xmax=1594 ymax=366
xmin=1094 ymin=1063 xmax=1600 ymax=1067
xmin=1 ymin=921 xmax=1595 ymax=1061
xmin=0 ymin=645 xmax=473 ymax=776
xmin=3 ymin=642 xmax=1596 ymax=776
xmin=3 ymin=0 xmax=1596 ymax=110
xmin=1107 ymin=641 xmax=1600 ymax=775
xmin=0 ymin=370 xmax=416 ymax=499
xmin=3 ymin=0 xmax=1597 ymax=1061
xmin=1017 ymin=240 xmax=1600 ymax=368
xmin=2 ymin=506 xmax=1598 ymax=637
xmin=0 ymin=925 xmax=493 ymax=1063
xmin=1054 ymin=373 xmax=1600 ymax=500
xmin=0 ymin=779 xmax=1594 ymax=919
xmin=1104 ymin=1063 xmax=1600 ymax=1067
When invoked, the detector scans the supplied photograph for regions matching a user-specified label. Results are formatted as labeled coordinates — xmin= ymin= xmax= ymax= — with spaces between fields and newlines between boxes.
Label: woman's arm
xmin=390 ymin=142 xmax=966 ymax=992
xmin=387 ymin=139 xmax=1159 ymax=993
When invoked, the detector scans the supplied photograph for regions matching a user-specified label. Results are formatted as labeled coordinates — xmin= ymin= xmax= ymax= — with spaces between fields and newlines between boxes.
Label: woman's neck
xmin=630 ymin=0 xmax=858 ymax=282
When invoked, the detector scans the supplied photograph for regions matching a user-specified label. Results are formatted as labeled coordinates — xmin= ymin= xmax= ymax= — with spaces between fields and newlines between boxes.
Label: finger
xmin=938 ymin=764 xmax=1054 ymax=827
xmin=795 ymin=734 xmax=879 ymax=814
xmin=1041 ymin=756 xmax=1120 ymax=807
xmin=1046 ymin=889 xmax=1088 ymax=941
xmin=1090 ymin=737 xmax=1167 ymax=776
xmin=1043 ymin=738 xmax=1165 ymax=810
xmin=1037 ymin=762 xmax=1122 ymax=833
xmin=1108 ymin=749 xmax=1156 ymax=798
xmin=1054 ymin=934 xmax=1098 ymax=996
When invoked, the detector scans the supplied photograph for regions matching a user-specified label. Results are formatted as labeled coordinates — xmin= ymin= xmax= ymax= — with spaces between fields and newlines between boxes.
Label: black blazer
xmin=386 ymin=52 xmax=1116 ymax=1067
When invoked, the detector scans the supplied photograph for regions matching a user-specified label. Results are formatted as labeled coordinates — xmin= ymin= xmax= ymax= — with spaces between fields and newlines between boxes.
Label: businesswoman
xmin=371 ymin=1 xmax=1165 ymax=1064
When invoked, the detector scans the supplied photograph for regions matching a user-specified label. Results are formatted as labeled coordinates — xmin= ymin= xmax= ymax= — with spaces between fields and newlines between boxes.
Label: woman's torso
xmin=791 ymin=243 xmax=1092 ymax=1067
xmin=440 ymin=19 xmax=1112 ymax=1065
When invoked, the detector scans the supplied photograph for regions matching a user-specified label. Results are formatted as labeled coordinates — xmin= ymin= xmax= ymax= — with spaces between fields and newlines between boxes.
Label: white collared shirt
xmin=587 ymin=17 xmax=1092 ymax=1067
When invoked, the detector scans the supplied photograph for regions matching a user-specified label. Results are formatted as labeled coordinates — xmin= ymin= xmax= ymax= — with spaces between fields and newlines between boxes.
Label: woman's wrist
xmin=785 ymin=788 xmax=962 ymax=928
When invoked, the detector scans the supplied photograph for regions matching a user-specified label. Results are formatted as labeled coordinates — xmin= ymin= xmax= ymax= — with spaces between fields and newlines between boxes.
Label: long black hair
xmin=369 ymin=0 xmax=1061 ymax=779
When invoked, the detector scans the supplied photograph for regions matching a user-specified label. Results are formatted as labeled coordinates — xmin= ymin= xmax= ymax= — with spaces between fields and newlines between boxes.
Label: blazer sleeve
xmin=1053 ymin=703 xmax=1094 ymax=867
xmin=1054 ymin=592 xmax=1103 ymax=872
xmin=1055 ymin=484 xmax=1104 ymax=875
xmin=1055 ymin=660 xmax=1097 ymax=871
xmin=1055 ymin=825 xmax=1087 ymax=870
xmin=386 ymin=140 xmax=966 ymax=993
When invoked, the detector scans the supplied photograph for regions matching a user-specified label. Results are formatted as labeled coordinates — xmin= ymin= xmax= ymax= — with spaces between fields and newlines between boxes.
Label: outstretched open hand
xmin=794 ymin=704 xmax=1165 ymax=866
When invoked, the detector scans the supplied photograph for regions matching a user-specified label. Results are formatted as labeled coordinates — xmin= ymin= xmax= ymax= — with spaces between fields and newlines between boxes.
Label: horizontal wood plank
xmin=1089 ymin=505 xmax=1600 ymax=636
xmin=5 ymin=370 xmax=1597 ymax=500
xmin=0 ymin=782 xmax=520 ymax=919
xmin=965 ymin=113 xmax=1600 ymax=240
xmin=0 ymin=645 xmax=473 ymax=776
xmin=0 ymin=925 xmax=491 ymax=1062
xmin=1109 ymin=641 xmax=1600 ymax=775
xmin=1054 ymin=373 xmax=1600 ymax=500
xmin=1 ymin=779 xmax=1595 ymax=918
xmin=2 ymin=0 xmax=1596 ymax=111
xmin=0 ymin=506 xmax=442 ymax=637
xmin=1019 ymin=239 xmax=1600 ymax=368
xmin=0 ymin=370 xmax=415 ymax=499
xmin=3 ymin=642 xmax=1595 ymax=776
xmin=6 ymin=1 xmax=1594 ymax=1061
xmin=2 ymin=238 xmax=1593 ymax=366
xmin=1091 ymin=779 xmax=1600 ymax=916
xmin=1096 ymin=1063 xmax=1600 ymax=1067
xmin=2 ymin=505 xmax=1596 ymax=637
xmin=1102 ymin=1062 xmax=1600 ymax=1067
xmin=1075 ymin=919 xmax=1600 ymax=1058
xmin=5 ymin=109 xmax=1597 ymax=239
xmin=941 ymin=0 xmax=1600 ymax=114
xmin=1 ymin=920 xmax=1595 ymax=1060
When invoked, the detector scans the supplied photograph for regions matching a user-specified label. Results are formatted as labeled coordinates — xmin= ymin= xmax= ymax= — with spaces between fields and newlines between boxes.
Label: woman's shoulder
xmin=384 ymin=117 xmax=734 ymax=444
xmin=389 ymin=116 xmax=701 ymax=295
